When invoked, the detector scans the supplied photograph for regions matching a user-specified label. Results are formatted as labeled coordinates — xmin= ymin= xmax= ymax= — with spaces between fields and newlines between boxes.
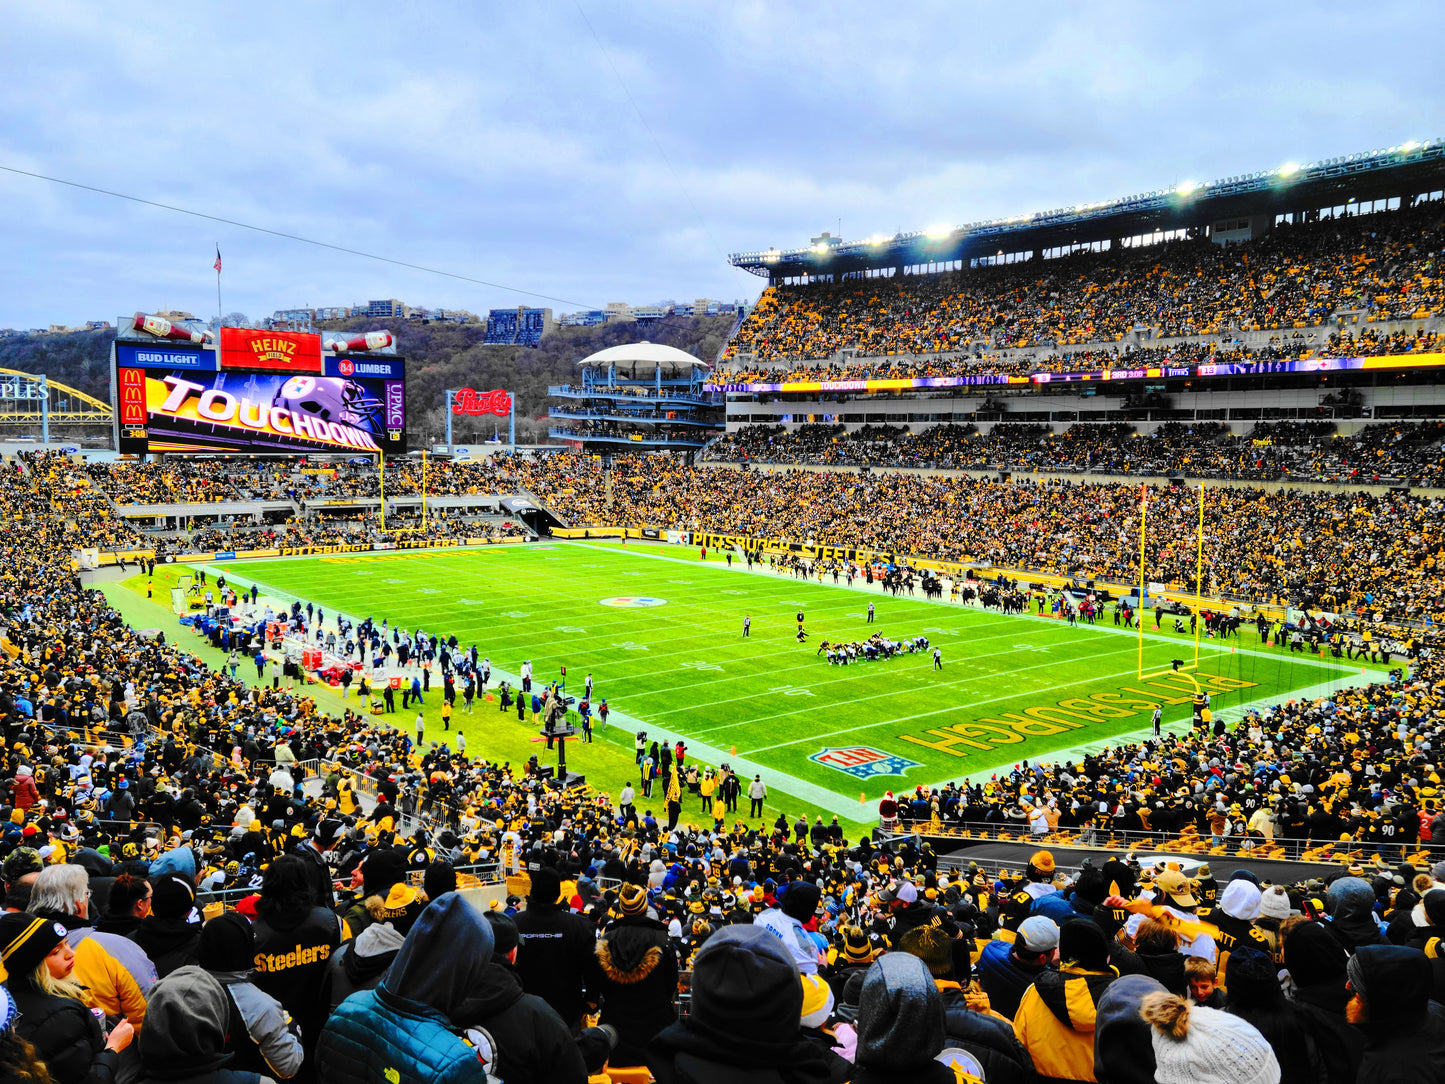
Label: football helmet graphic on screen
xmin=273 ymin=376 xmax=383 ymax=431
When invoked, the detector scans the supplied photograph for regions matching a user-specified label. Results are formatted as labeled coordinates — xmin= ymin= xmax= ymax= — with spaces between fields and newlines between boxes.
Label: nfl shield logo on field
xmin=809 ymin=746 xmax=921 ymax=779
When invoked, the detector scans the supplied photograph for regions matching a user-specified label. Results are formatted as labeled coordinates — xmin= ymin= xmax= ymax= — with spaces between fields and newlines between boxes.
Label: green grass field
xmin=135 ymin=540 xmax=1376 ymax=824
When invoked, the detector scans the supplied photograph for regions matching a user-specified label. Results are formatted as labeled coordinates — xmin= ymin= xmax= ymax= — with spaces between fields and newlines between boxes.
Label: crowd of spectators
xmin=718 ymin=327 xmax=1443 ymax=387
xmin=0 ymin=445 xmax=1444 ymax=1079
xmin=723 ymin=201 xmax=1445 ymax=364
xmin=704 ymin=419 xmax=1445 ymax=485
xmin=518 ymin=451 xmax=1445 ymax=625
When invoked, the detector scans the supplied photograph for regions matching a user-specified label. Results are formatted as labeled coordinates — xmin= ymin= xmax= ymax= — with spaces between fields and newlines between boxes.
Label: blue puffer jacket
xmin=317 ymin=893 xmax=496 ymax=1084
xmin=319 ymin=988 xmax=489 ymax=1084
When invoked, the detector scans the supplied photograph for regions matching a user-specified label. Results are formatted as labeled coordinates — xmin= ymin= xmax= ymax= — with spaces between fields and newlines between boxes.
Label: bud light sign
xmin=385 ymin=381 xmax=406 ymax=429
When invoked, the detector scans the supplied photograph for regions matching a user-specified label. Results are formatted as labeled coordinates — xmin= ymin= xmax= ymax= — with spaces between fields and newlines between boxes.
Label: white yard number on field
xmin=612 ymin=641 xmax=649 ymax=651
xmin=500 ymin=611 xmax=531 ymax=618
xmin=681 ymin=660 xmax=722 ymax=672
xmin=923 ymin=626 xmax=959 ymax=636
xmin=554 ymin=625 xmax=587 ymax=634
xmin=771 ymin=684 xmax=815 ymax=697
xmin=418 ymin=588 xmax=441 ymax=594
xmin=456 ymin=598 xmax=486 ymax=606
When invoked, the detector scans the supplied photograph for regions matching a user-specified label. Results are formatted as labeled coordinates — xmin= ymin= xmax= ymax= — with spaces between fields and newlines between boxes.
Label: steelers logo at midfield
xmin=600 ymin=596 xmax=668 ymax=607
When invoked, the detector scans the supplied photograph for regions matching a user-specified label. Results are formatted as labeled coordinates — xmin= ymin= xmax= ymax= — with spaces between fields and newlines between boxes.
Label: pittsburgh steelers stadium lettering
xmin=897 ymin=669 xmax=1258 ymax=757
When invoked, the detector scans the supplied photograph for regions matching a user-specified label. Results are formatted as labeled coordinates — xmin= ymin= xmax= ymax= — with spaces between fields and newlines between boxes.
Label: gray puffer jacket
xmin=211 ymin=971 xmax=305 ymax=1080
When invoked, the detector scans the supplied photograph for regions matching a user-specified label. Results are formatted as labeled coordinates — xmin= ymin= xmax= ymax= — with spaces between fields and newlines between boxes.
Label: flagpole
xmin=214 ymin=243 xmax=223 ymax=328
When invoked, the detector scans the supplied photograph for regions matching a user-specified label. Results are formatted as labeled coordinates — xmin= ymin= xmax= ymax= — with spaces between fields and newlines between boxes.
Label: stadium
xmin=4 ymin=14 xmax=1445 ymax=1082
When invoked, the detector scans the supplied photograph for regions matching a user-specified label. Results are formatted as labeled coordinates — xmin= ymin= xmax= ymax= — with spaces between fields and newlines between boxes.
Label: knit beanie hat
xmin=197 ymin=911 xmax=254 ymax=972
xmin=1219 ymin=880 xmax=1262 ymax=921
xmin=0 ymin=913 xmax=67 ymax=976
xmin=1060 ymin=918 xmax=1111 ymax=972
xmin=690 ymin=925 xmax=803 ymax=1046
xmin=151 ymin=873 xmax=197 ymax=921
xmin=780 ymin=880 xmax=821 ymax=922
xmin=423 ymin=860 xmax=457 ymax=902
xmin=897 ymin=922 xmax=953 ymax=978
xmin=528 ymin=866 xmax=563 ymax=907
xmin=618 ymin=883 xmax=649 ymax=917
xmin=1141 ymin=993 xmax=1280 ymax=1084
xmin=360 ymin=849 xmax=409 ymax=899
xmin=482 ymin=911 xmax=519 ymax=958
xmin=1282 ymin=921 xmax=1349 ymax=988
xmin=800 ymin=972 xmax=834 ymax=1028
xmin=841 ymin=926 xmax=875 ymax=964
xmin=1257 ymin=885 xmax=1291 ymax=921
xmin=1425 ymin=889 xmax=1445 ymax=928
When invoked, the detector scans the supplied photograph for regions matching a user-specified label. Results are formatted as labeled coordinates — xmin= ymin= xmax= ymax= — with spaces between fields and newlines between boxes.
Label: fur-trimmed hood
xmin=597 ymin=915 xmax=670 ymax=983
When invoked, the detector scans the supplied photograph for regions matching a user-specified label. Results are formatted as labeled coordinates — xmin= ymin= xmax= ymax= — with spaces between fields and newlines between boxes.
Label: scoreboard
xmin=112 ymin=324 xmax=407 ymax=455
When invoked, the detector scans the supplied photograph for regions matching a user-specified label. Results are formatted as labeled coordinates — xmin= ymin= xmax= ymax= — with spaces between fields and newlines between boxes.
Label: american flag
xmin=213 ymin=246 xmax=222 ymax=273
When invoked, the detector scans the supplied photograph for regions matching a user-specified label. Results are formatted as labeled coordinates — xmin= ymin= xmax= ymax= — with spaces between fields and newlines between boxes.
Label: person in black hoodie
xmin=646 ymin=924 xmax=833 ymax=1084
xmin=894 ymin=922 xmax=1034 ymax=1084
xmin=1324 ymin=875 xmax=1387 ymax=953
xmin=460 ymin=911 xmax=587 ymax=1084
xmin=136 ymin=965 xmax=272 ymax=1084
xmin=128 ymin=873 xmax=201 ymax=978
xmin=1224 ymin=947 xmax=1322 ymax=1084
xmin=852 ymin=953 xmax=958 ymax=1084
xmin=593 ymin=883 xmax=678 ymax=1067
xmin=1347 ymin=943 xmax=1445 ymax=1084
xmin=1093 ymin=973 xmax=1167 ymax=1084
xmin=1282 ymin=921 xmax=1363 ymax=1084
xmin=250 ymin=855 xmax=347 ymax=1069
xmin=512 ymin=866 xmax=596 ymax=1030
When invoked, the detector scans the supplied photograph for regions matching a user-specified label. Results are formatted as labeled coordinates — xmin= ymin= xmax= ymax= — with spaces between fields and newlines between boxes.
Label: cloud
xmin=0 ymin=0 xmax=1440 ymax=326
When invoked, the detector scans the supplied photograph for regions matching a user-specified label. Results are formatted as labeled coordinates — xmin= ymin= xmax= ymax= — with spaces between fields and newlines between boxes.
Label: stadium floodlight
xmin=762 ymin=249 xmax=781 ymax=263
xmin=866 ymin=234 xmax=890 ymax=247
xmin=1402 ymin=140 xmax=1421 ymax=152
xmin=1277 ymin=161 xmax=1301 ymax=177
xmin=1176 ymin=181 xmax=1198 ymax=197
xmin=924 ymin=224 xmax=952 ymax=240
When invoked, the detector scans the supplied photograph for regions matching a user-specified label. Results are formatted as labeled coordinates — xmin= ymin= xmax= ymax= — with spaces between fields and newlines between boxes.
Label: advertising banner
xmin=219 ymin=328 xmax=323 ymax=373
xmin=118 ymin=368 xmax=395 ymax=454
xmin=705 ymin=352 xmax=1445 ymax=394
xmin=452 ymin=388 xmax=513 ymax=416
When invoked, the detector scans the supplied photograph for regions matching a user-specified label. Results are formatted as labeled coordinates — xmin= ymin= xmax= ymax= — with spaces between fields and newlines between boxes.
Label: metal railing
xmin=877 ymin=818 xmax=1445 ymax=866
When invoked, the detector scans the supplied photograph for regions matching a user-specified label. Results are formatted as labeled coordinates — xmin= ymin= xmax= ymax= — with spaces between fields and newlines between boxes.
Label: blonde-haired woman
xmin=0 ymin=913 xmax=133 ymax=1084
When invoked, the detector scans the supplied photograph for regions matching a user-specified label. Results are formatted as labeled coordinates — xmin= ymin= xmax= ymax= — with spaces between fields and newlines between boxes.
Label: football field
xmin=187 ymin=541 xmax=1372 ymax=820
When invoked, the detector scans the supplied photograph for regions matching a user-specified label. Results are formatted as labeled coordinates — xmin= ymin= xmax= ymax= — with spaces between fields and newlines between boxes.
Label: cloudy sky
xmin=1 ymin=1 xmax=1441 ymax=328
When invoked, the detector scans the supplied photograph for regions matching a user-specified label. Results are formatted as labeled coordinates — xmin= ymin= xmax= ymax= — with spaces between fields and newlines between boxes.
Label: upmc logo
xmin=809 ymin=746 xmax=921 ymax=779
xmin=338 ymin=359 xmax=354 ymax=376
xmin=385 ymin=381 xmax=405 ymax=429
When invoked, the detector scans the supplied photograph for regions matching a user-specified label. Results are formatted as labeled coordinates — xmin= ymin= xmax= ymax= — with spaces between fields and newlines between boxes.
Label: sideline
xmin=190 ymin=560 xmax=874 ymax=819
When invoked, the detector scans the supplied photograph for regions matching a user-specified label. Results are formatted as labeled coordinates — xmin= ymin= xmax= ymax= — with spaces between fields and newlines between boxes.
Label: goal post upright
xmin=1194 ymin=481 xmax=1205 ymax=670
xmin=1137 ymin=483 xmax=1147 ymax=680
